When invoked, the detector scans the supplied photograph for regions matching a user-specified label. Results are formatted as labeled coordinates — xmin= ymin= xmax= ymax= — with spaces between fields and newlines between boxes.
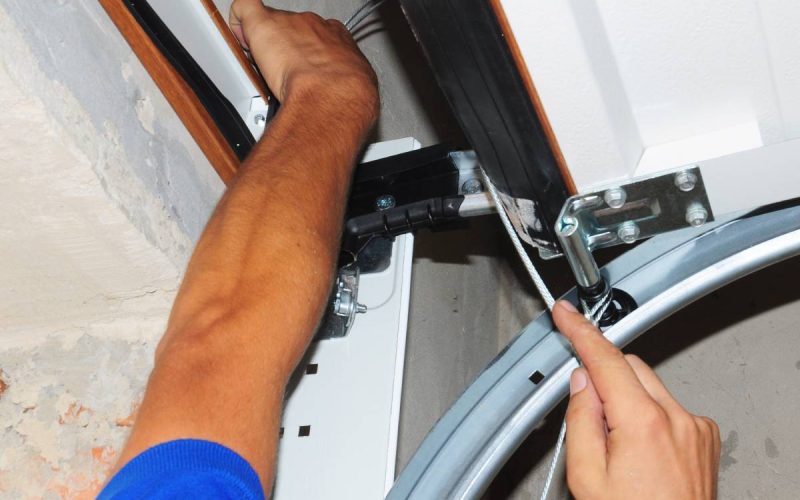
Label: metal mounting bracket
xmin=316 ymin=266 xmax=367 ymax=339
xmin=556 ymin=166 xmax=714 ymax=290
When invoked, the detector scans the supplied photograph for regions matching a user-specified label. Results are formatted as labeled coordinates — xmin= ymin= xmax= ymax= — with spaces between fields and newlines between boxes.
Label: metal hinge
xmin=555 ymin=166 xmax=713 ymax=322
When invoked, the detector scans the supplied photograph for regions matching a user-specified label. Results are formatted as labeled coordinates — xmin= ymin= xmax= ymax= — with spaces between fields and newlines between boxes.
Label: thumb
xmin=229 ymin=0 xmax=274 ymax=50
xmin=565 ymin=367 xmax=607 ymax=494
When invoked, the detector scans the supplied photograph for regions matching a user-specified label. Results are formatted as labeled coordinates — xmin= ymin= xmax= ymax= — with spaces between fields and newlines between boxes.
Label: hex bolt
xmin=685 ymin=202 xmax=708 ymax=227
xmin=253 ymin=114 xmax=266 ymax=126
xmin=604 ymin=187 xmax=627 ymax=209
xmin=461 ymin=178 xmax=484 ymax=194
xmin=375 ymin=194 xmax=396 ymax=211
xmin=674 ymin=170 xmax=698 ymax=192
xmin=617 ymin=221 xmax=640 ymax=244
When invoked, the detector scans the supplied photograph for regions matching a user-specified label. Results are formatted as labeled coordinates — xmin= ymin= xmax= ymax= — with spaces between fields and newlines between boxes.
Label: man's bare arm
xmin=113 ymin=1 xmax=379 ymax=491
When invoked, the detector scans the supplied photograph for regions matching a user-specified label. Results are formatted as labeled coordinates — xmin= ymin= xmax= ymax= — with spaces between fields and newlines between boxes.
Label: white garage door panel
xmin=500 ymin=0 xmax=800 ymax=207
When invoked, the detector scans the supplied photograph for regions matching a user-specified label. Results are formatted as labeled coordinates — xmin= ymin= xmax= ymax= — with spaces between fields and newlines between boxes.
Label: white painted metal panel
xmin=148 ymin=0 xmax=268 ymax=139
xmin=274 ymin=138 xmax=419 ymax=500
xmin=500 ymin=0 xmax=800 ymax=214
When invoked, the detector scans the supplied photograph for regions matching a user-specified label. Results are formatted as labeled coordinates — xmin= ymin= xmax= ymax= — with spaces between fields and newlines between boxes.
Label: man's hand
xmin=555 ymin=301 xmax=721 ymax=499
xmin=229 ymin=0 xmax=378 ymax=115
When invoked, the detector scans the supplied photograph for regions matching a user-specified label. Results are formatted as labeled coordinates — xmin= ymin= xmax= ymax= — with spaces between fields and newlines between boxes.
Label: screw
xmin=461 ymin=178 xmax=483 ymax=194
xmin=253 ymin=114 xmax=266 ymax=126
xmin=604 ymin=187 xmax=627 ymax=209
xmin=674 ymin=170 xmax=698 ymax=192
xmin=617 ymin=221 xmax=640 ymax=244
xmin=356 ymin=303 xmax=368 ymax=314
xmin=375 ymin=195 xmax=396 ymax=211
xmin=685 ymin=202 xmax=708 ymax=227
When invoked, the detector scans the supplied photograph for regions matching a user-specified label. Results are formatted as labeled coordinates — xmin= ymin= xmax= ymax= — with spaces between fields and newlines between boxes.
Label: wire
xmin=540 ymin=421 xmax=567 ymax=500
xmin=482 ymin=170 xmax=613 ymax=499
xmin=344 ymin=0 xmax=373 ymax=30
xmin=345 ymin=0 xmax=389 ymax=32
xmin=480 ymin=169 xmax=556 ymax=310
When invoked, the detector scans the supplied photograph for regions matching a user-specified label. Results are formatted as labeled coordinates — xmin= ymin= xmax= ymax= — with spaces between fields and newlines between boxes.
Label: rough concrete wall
xmin=0 ymin=12 xmax=181 ymax=496
xmin=0 ymin=3 xmax=218 ymax=497
xmin=1 ymin=1 xmax=225 ymax=266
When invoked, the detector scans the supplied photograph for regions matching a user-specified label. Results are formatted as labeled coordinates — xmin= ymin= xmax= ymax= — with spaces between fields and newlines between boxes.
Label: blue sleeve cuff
xmin=99 ymin=439 xmax=265 ymax=500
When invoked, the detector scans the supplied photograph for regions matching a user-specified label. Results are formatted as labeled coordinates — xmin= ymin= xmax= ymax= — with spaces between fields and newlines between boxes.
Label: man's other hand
xmin=555 ymin=301 xmax=721 ymax=499
xmin=229 ymin=0 xmax=378 ymax=121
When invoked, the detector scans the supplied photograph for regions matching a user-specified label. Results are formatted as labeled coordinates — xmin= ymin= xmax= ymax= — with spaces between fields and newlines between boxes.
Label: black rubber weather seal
xmin=125 ymin=0 xmax=256 ymax=160
xmin=398 ymin=0 xmax=571 ymax=250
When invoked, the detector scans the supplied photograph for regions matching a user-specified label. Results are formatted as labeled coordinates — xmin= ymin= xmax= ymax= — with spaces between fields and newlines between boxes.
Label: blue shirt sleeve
xmin=99 ymin=439 xmax=265 ymax=500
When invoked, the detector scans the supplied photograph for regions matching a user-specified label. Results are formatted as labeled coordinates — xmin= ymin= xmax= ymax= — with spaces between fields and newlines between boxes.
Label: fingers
xmin=554 ymin=301 xmax=653 ymax=429
xmin=565 ymin=367 xmax=607 ymax=493
xmin=624 ymin=354 xmax=684 ymax=414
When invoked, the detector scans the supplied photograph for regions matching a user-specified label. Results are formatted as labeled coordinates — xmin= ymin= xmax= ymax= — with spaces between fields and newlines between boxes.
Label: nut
xmin=604 ymin=187 xmax=627 ymax=209
xmin=674 ymin=170 xmax=698 ymax=192
xmin=375 ymin=195 xmax=396 ymax=211
xmin=685 ymin=202 xmax=708 ymax=227
xmin=461 ymin=178 xmax=483 ymax=194
xmin=617 ymin=221 xmax=640 ymax=244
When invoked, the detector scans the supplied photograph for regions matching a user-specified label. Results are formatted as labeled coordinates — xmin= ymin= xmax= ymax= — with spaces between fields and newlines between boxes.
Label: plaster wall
xmin=0 ymin=7 xmax=183 ymax=495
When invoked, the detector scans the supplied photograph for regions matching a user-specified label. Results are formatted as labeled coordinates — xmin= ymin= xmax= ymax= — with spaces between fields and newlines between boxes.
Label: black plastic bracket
xmin=342 ymin=144 xmax=467 ymax=258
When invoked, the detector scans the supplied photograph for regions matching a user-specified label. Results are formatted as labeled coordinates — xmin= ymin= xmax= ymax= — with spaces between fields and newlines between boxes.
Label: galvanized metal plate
xmin=563 ymin=166 xmax=714 ymax=251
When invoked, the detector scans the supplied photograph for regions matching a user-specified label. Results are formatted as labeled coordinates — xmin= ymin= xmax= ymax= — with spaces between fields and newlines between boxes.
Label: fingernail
xmin=558 ymin=300 xmax=579 ymax=313
xmin=569 ymin=368 xmax=587 ymax=396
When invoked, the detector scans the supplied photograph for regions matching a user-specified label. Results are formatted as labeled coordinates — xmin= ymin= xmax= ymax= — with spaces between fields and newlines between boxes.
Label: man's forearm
xmin=116 ymin=83 xmax=376 ymax=485
xmin=161 ymin=83 xmax=375 ymax=372
xmin=112 ymin=3 xmax=379 ymax=490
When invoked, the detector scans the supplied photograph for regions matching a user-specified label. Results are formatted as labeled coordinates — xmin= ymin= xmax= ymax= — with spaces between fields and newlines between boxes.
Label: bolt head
xmin=375 ymin=195 xmax=396 ymax=211
xmin=685 ymin=203 xmax=708 ymax=227
xmin=461 ymin=178 xmax=483 ymax=194
xmin=617 ymin=221 xmax=640 ymax=244
xmin=604 ymin=187 xmax=627 ymax=209
xmin=253 ymin=114 xmax=266 ymax=126
xmin=674 ymin=170 xmax=698 ymax=192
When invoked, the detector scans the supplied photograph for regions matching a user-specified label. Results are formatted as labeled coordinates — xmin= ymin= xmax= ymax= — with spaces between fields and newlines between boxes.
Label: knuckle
xmin=673 ymin=412 xmax=700 ymax=439
xmin=698 ymin=416 xmax=721 ymax=441
xmin=639 ymin=405 xmax=669 ymax=435
xmin=298 ymin=11 xmax=324 ymax=24
xmin=327 ymin=18 xmax=347 ymax=31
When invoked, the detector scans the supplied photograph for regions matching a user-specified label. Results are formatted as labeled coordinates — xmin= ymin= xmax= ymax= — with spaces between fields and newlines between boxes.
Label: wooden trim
xmin=100 ymin=0 xmax=239 ymax=185
xmin=489 ymin=0 xmax=577 ymax=195
xmin=199 ymin=0 xmax=271 ymax=100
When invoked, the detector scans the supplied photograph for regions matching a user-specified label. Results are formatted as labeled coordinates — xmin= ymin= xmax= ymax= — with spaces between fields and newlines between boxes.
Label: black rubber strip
xmin=125 ymin=0 xmax=256 ymax=160
xmin=397 ymin=0 xmax=571 ymax=249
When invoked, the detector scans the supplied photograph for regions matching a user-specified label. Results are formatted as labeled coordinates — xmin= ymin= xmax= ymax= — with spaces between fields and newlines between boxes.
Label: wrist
xmin=283 ymin=73 xmax=379 ymax=136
